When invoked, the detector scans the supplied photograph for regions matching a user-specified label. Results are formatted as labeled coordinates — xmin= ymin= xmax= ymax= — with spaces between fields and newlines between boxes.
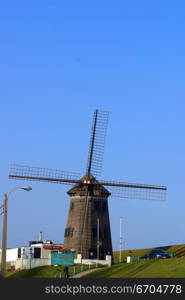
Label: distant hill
xmin=82 ymin=243 xmax=185 ymax=278
xmin=113 ymin=243 xmax=185 ymax=263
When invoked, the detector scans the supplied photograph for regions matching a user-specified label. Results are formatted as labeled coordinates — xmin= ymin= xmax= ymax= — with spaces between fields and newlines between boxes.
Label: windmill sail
xmin=86 ymin=109 xmax=109 ymax=177
xmin=9 ymin=164 xmax=81 ymax=185
xmin=9 ymin=165 xmax=166 ymax=201
xmin=95 ymin=180 xmax=166 ymax=201
xmin=8 ymin=109 xmax=167 ymax=260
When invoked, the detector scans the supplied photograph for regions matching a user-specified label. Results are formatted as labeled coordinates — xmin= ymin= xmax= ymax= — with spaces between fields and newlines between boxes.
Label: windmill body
xmin=9 ymin=109 xmax=167 ymax=261
xmin=64 ymin=174 xmax=112 ymax=259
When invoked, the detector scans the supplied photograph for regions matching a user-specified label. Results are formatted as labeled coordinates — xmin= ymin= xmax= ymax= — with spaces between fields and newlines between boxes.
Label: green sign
xmin=51 ymin=253 xmax=74 ymax=265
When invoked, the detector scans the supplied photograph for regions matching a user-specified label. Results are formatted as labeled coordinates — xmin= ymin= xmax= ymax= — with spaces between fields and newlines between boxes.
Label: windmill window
xmin=70 ymin=202 xmax=74 ymax=210
xmin=65 ymin=227 xmax=74 ymax=238
xmin=70 ymin=228 xmax=74 ymax=237
xmin=65 ymin=228 xmax=69 ymax=237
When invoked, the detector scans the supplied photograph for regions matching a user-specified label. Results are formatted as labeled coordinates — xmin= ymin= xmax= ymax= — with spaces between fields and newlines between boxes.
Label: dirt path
xmin=71 ymin=268 xmax=100 ymax=278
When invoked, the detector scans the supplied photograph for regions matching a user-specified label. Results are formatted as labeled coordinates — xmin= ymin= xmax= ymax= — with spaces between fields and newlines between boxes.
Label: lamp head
xmin=20 ymin=186 xmax=32 ymax=191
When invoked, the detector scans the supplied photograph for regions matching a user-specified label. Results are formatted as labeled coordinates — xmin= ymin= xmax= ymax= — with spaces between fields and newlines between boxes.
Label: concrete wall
xmin=11 ymin=254 xmax=111 ymax=270
xmin=74 ymin=254 xmax=112 ymax=266
xmin=14 ymin=258 xmax=50 ymax=270
xmin=41 ymin=247 xmax=51 ymax=259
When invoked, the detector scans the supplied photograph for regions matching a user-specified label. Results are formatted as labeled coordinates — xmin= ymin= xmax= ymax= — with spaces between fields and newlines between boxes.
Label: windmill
xmin=9 ymin=109 xmax=166 ymax=260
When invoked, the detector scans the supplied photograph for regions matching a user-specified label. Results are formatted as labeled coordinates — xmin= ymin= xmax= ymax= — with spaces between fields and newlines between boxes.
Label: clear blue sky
xmin=0 ymin=0 xmax=185 ymax=251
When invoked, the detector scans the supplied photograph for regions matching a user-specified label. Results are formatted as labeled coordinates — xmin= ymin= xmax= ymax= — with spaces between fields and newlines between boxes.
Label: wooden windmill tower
xmin=9 ymin=110 xmax=167 ymax=260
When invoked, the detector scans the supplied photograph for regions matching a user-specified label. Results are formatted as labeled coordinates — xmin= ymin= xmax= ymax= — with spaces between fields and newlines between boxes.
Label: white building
xmin=0 ymin=239 xmax=64 ymax=270
xmin=0 ymin=234 xmax=111 ymax=270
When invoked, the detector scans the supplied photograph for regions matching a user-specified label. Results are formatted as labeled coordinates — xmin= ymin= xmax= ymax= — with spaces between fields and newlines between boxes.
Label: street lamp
xmin=29 ymin=247 xmax=33 ymax=269
xmin=1 ymin=186 xmax=32 ymax=277
xmin=119 ymin=217 xmax=123 ymax=264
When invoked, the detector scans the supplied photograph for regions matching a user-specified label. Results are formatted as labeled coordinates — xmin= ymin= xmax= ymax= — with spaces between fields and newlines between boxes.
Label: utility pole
xmin=119 ymin=217 xmax=123 ymax=264
xmin=1 ymin=194 xmax=8 ymax=276
xmin=29 ymin=247 xmax=32 ymax=269
xmin=1 ymin=186 xmax=32 ymax=277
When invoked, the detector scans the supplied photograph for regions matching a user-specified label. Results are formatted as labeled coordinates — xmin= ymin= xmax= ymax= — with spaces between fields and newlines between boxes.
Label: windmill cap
xmin=67 ymin=174 xmax=111 ymax=197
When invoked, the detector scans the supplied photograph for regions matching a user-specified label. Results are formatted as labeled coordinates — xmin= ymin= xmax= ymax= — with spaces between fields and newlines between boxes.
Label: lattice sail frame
xmin=95 ymin=183 xmax=166 ymax=201
xmin=86 ymin=109 xmax=109 ymax=177
xmin=9 ymin=164 xmax=167 ymax=201
xmin=9 ymin=164 xmax=81 ymax=185
xmin=8 ymin=109 xmax=167 ymax=202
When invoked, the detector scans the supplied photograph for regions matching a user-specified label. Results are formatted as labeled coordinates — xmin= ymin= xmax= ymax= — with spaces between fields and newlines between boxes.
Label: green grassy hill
xmin=113 ymin=244 xmax=185 ymax=263
xmin=7 ymin=264 xmax=97 ymax=278
xmin=6 ymin=244 xmax=185 ymax=278
xmin=85 ymin=243 xmax=185 ymax=278
xmin=82 ymin=257 xmax=185 ymax=278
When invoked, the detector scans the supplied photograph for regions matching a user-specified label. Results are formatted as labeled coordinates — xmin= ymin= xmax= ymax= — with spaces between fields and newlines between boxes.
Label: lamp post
xmin=1 ymin=186 xmax=32 ymax=277
xmin=119 ymin=217 xmax=123 ymax=264
xmin=29 ymin=247 xmax=33 ymax=269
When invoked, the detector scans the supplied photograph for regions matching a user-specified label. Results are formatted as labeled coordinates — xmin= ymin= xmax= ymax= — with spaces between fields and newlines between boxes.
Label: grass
xmin=5 ymin=243 xmax=185 ymax=278
xmin=6 ymin=264 xmax=98 ymax=278
xmin=82 ymin=257 xmax=185 ymax=278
